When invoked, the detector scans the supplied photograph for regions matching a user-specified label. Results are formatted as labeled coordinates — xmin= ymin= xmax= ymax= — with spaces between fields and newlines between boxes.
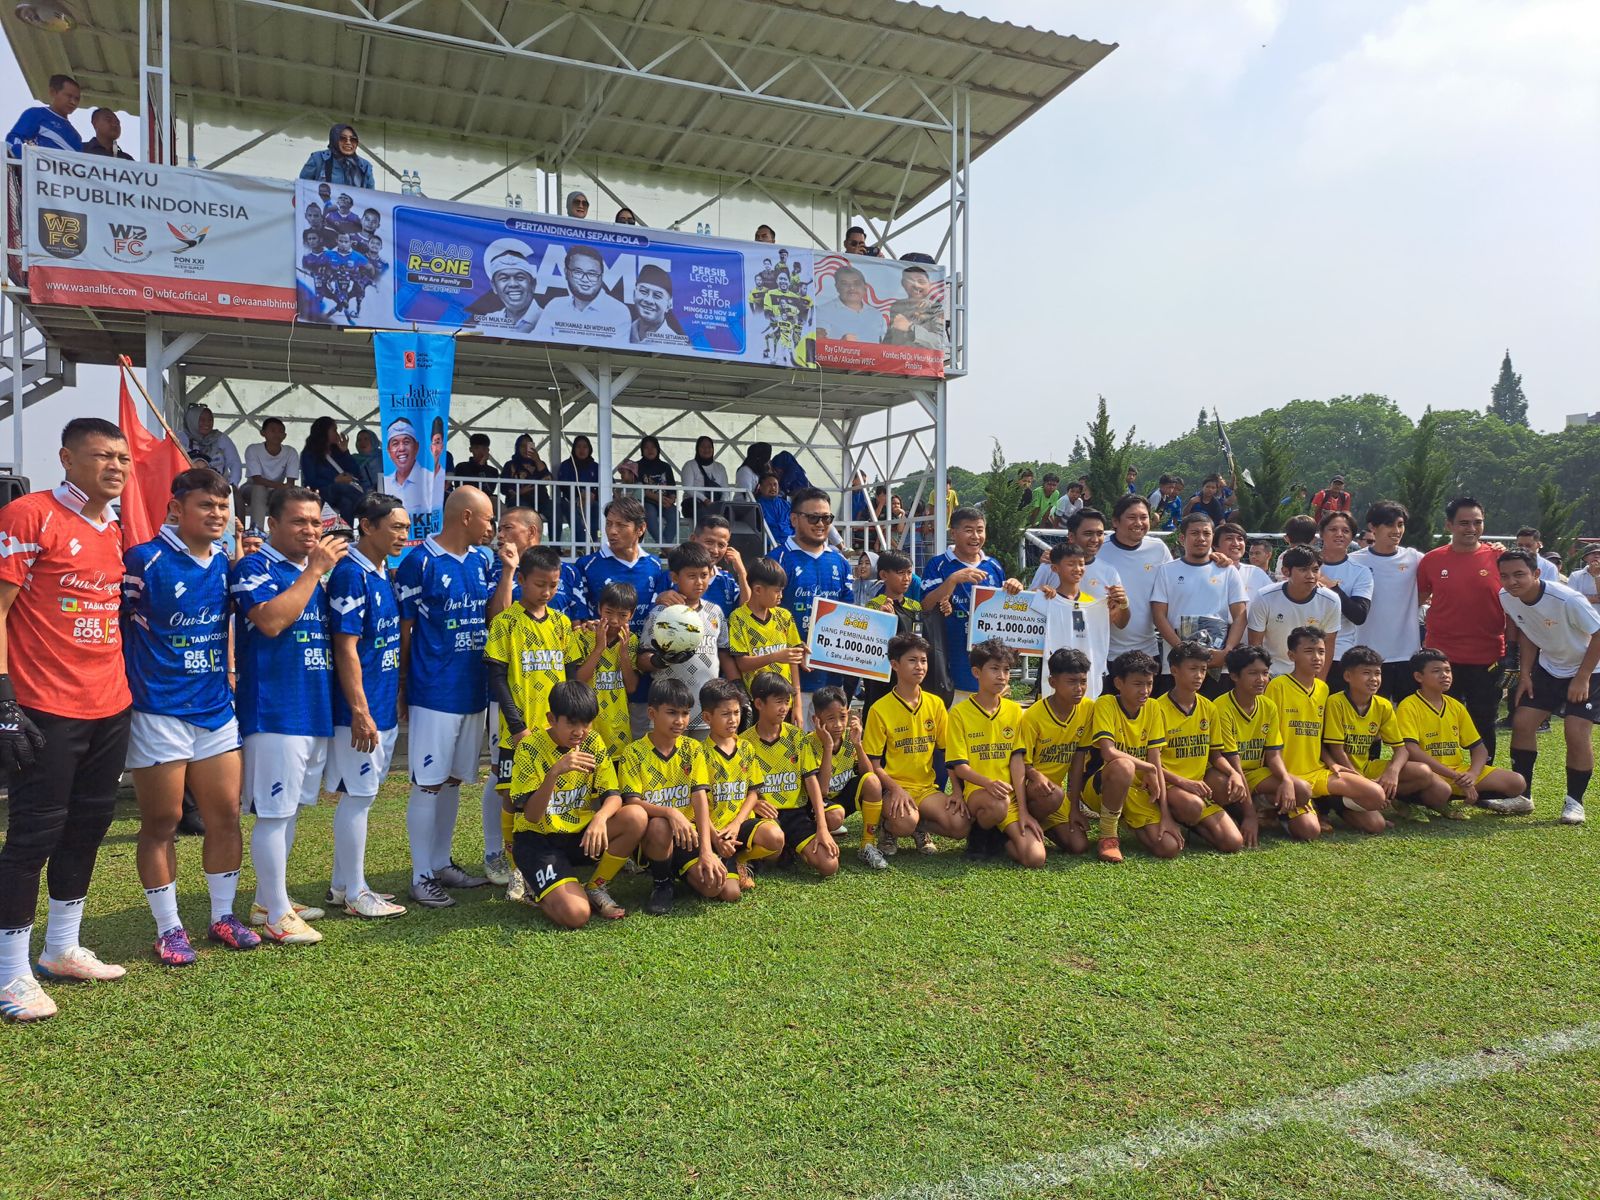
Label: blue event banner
xmin=374 ymin=331 xmax=455 ymax=559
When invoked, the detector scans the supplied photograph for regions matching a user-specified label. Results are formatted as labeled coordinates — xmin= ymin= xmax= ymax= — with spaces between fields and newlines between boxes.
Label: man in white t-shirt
xmin=1569 ymin=543 xmax=1600 ymax=603
xmin=1030 ymin=542 xmax=1118 ymax=698
xmin=1348 ymin=500 xmax=1425 ymax=699
xmin=1514 ymin=527 xmax=1562 ymax=584
xmin=1094 ymin=494 xmax=1171 ymax=664
xmin=1498 ymin=548 xmax=1600 ymax=826
xmin=1150 ymin=512 xmax=1246 ymax=691
xmin=242 ymin=416 xmax=299 ymax=529
xmin=1247 ymin=545 xmax=1341 ymax=677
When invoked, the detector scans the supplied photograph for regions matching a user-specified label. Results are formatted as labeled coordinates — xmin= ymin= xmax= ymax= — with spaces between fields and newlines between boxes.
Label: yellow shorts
xmin=908 ymin=782 xmax=944 ymax=805
xmin=1359 ymin=759 xmax=1390 ymax=782
xmin=1173 ymin=797 xmax=1224 ymax=826
xmin=1041 ymin=796 xmax=1074 ymax=830
xmin=1302 ymin=769 xmax=1334 ymax=799
xmin=1084 ymin=774 xmax=1161 ymax=830
xmin=1448 ymin=762 xmax=1499 ymax=799
xmin=1243 ymin=764 xmax=1275 ymax=792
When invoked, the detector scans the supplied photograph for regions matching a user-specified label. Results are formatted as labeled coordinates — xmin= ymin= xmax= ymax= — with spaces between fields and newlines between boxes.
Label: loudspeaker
xmin=724 ymin=499 xmax=767 ymax=562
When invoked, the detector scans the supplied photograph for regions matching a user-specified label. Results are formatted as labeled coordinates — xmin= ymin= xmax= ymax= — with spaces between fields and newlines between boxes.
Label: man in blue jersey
xmin=5 ymin=74 xmax=83 ymax=157
xmin=123 ymin=468 xmax=258 ymax=966
xmin=231 ymin=486 xmax=347 ymax=946
xmin=396 ymin=485 xmax=503 ymax=909
xmin=921 ymin=506 xmax=1023 ymax=705
xmin=325 ymin=493 xmax=411 ymax=919
xmin=768 ymin=487 xmax=854 ymax=729
xmin=572 ymin=496 xmax=662 ymax=738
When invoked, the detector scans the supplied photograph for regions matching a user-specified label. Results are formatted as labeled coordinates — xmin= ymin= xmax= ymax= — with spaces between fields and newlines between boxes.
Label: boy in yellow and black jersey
xmin=866 ymin=633 xmax=968 ymax=851
xmin=1082 ymin=650 xmax=1180 ymax=864
xmin=1015 ymin=647 xmax=1096 ymax=854
xmin=1321 ymin=645 xmax=1433 ymax=830
xmin=568 ymin=580 xmax=640 ymax=756
xmin=740 ymin=672 xmax=839 ymax=877
xmin=809 ymin=685 xmax=887 ymax=869
xmin=1397 ymin=648 xmax=1526 ymax=815
xmin=1151 ymin=641 xmax=1244 ymax=853
xmin=946 ymin=638 xmax=1044 ymax=868
xmin=1207 ymin=644 xmax=1289 ymax=849
xmin=725 ymin=557 xmax=805 ymax=722
xmin=698 ymin=678 xmax=783 ymax=890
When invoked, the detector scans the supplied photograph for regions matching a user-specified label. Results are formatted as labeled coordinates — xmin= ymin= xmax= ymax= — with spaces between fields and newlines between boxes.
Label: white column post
xmin=934 ymin=381 xmax=948 ymax=555
xmin=595 ymin=354 xmax=613 ymax=512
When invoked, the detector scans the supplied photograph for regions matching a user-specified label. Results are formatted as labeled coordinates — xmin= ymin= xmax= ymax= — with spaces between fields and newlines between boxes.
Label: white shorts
xmin=125 ymin=711 xmax=241 ymax=769
xmin=408 ymin=705 xmax=486 ymax=787
xmin=243 ymin=732 xmax=329 ymax=818
xmin=324 ymin=724 xmax=400 ymax=799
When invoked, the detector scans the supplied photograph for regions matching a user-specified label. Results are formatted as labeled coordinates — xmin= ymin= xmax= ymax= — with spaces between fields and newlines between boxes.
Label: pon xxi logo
xmin=167 ymin=221 xmax=209 ymax=252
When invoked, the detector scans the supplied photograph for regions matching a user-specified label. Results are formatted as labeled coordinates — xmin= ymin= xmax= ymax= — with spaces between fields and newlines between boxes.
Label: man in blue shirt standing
xmin=123 ymin=468 xmax=257 ymax=965
xmin=768 ymin=487 xmax=854 ymax=729
xmin=396 ymin=486 xmax=502 ymax=909
xmin=325 ymin=493 xmax=411 ymax=919
xmin=5 ymin=74 xmax=82 ymax=157
xmin=921 ymin=506 xmax=1023 ymax=706
xmin=572 ymin=495 xmax=662 ymax=738
xmin=230 ymin=486 xmax=347 ymax=946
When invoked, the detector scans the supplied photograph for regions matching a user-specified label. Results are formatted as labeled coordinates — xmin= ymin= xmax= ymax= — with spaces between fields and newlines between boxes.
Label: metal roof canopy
xmin=3 ymin=0 xmax=1115 ymax=218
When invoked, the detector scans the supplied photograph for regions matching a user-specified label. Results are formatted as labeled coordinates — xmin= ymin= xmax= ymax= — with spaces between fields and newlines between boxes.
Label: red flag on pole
xmin=117 ymin=364 xmax=190 ymax=546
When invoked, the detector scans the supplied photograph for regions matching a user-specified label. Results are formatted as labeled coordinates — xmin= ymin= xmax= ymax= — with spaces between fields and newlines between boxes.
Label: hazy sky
xmin=3 ymin=0 xmax=1596 ymax=479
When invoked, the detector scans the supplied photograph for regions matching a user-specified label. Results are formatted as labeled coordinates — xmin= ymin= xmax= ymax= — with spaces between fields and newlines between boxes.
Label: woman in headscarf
xmin=300 ymin=415 xmax=364 ymax=523
xmin=556 ymin=435 xmax=601 ymax=546
xmin=635 ymin=436 xmax=678 ymax=544
xmin=678 ymin=434 xmax=729 ymax=525
xmin=298 ymin=124 xmax=376 ymax=190
xmin=351 ymin=427 xmax=383 ymax=493
xmin=500 ymin=433 xmax=553 ymax=529
xmin=735 ymin=441 xmax=772 ymax=497
xmin=565 ymin=190 xmax=590 ymax=219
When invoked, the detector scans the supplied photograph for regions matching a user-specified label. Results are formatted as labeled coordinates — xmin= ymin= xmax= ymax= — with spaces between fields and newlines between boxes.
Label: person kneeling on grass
xmin=810 ymin=686 xmax=887 ymax=869
xmin=866 ymin=633 xmax=966 ymax=852
xmin=740 ymin=672 xmax=840 ymax=878
xmin=1323 ymin=645 xmax=1447 ymax=821
xmin=509 ymin=680 xmax=646 ymax=927
xmin=698 ymin=678 xmax=784 ymax=891
xmin=1015 ymin=648 xmax=1097 ymax=854
xmin=1266 ymin=627 xmax=1389 ymax=837
xmin=1206 ymin=644 xmax=1287 ymax=849
xmin=1150 ymin=641 xmax=1244 ymax=853
xmin=1397 ymin=649 xmax=1529 ymax=817
xmin=947 ymin=638 xmax=1045 ymax=867
xmin=1083 ymin=651 xmax=1182 ymax=863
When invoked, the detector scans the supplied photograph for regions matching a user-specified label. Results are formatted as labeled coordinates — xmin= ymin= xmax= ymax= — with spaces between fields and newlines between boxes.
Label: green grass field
xmin=4 ymin=730 xmax=1598 ymax=1200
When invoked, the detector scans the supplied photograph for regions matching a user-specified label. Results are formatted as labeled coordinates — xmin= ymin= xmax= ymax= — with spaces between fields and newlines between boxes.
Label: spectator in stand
xmin=679 ymin=435 xmax=730 ymax=526
xmin=1126 ymin=466 xmax=1140 ymax=495
xmin=635 ymin=436 xmax=678 ymax=544
xmin=1571 ymin=544 xmax=1600 ymax=603
xmin=1310 ymin=474 xmax=1353 ymax=522
xmin=756 ymin=473 xmax=793 ymax=545
xmin=83 ymin=109 xmax=132 ymax=160
xmin=1022 ymin=473 xmax=1060 ymax=528
xmin=1184 ymin=474 xmax=1229 ymax=524
xmin=452 ymin=434 xmax=500 ymax=500
xmin=1146 ymin=475 xmax=1183 ymax=532
xmin=184 ymin=406 xmax=242 ymax=488
xmin=499 ymin=433 xmax=552 ymax=528
xmin=565 ymin=191 xmax=590 ymax=219
xmin=242 ymin=417 xmax=299 ymax=529
xmin=298 ymin=124 xmax=374 ymax=190
xmin=5 ymin=74 xmax=82 ymax=157
xmin=1016 ymin=469 xmax=1035 ymax=509
xmin=735 ymin=441 xmax=773 ymax=496
xmin=1053 ymin=479 xmax=1087 ymax=527
xmin=754 ymin=224 xmax=776 ymax=244
xmin=1417 ymin=496 xmax=1519 ymax=776
xmin=844 ymin=226 xmax=871 ymax=254
xmin=1515 ymin=527 xmax=1561 ymax=583
xmin=556 ymin=435 xmax=600 ymax=546
xmin=300 ymin=416 xmax=363 ymax=524
xmin=614 ymin=207 xmax=638 ymax=225
xmin=1217 ymin=474 xmax=1240 ymax=521
xmin=350 ymin=428 xmax=382 ymax=494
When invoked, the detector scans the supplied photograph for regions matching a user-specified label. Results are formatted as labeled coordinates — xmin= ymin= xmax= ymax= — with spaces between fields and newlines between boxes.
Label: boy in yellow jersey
xmin=1153 ymin=641 xmax=1244 ymax=853
xmin=1014 ymin=648 xmax=1096 ymax=854
xmin=810 ymin=686 xmax=886 ymax=869
xmin=725 ymin=557 xmax=804 ymax=721
xmin=698 ymin=678 xmax=783 ymax=891
xmin=868 ymin=633 xmax=968 ymax=849
xmin=509 ymin=681 xmax=647 ymax=927
xmin=619 ymin=677 xmax=730 ymax=915
xmin=741 ymin=672 xmax=839 ymax=876
xmin=1265 ymin=626 xmax=1386 ymax=840
xmin=947 ymin=639 xmax=1044 ymax=867
xmin=1324 ymin=645 xmax=1444 ymax=825
xmin=1398 ymin=648 xmax=1527 ymax=815
xmin=484 ymin=546 xmax=576 ymax=897
xmin=1205 ymin=644 xmax=1287 ymax=849
xmin=1084 ymin=650 xmax=1180 ymax=863
xmin=569 ymin=581 xmax=640 ymax=756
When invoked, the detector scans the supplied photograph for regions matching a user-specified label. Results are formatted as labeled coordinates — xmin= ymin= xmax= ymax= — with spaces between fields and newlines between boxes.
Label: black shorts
xmin=511 ymin=830 xmax=598 ymax=900
xmin=775 ymin=807 xmax=821 ymax=854
xmin=1381 ymin=660 xmax=1419 ymax=703
xmin=1524 ymin=662 xmax=1600 ymax=722
xmin=493 ymin=742 xmax=514 ymax=792
xmin=823 ymin=772 xmax=863 ymax=818
xmin=735 ymin=816 xmax=776 ymax=851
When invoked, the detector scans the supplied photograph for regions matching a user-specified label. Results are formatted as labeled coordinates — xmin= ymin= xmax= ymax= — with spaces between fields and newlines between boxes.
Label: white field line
xmin=880 ymin=1022 xmax=1600 ymax=1200
xmin=1345 ymin=1118 xmax=1526 ymax=1200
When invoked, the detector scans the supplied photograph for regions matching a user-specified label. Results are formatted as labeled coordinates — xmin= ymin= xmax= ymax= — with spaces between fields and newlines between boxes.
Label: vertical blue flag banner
xmin=374 ymin=331 xmax=455 ymax=559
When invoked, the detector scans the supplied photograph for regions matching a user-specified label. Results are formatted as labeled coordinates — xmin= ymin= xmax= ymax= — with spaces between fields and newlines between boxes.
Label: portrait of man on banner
xmin=375 ymin=332 xmax=455 ymax=550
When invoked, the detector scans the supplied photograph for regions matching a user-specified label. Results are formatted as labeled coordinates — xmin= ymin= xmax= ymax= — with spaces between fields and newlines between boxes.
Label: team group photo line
xmin=1 ymin=415 xmax=1597 ymax=1025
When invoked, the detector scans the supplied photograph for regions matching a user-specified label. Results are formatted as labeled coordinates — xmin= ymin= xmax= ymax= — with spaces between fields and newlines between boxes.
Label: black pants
xmin=1379 ymin=661 xmax=1419 ymax=704
xmin=0 ymin=707 xmax=131 ymax=929
xmin=1447 ymin=663 xmax=1501 ymax=764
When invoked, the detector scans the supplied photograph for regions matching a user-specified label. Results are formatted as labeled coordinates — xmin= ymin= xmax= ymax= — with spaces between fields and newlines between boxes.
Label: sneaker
xmin=345 ymin=889 xmax=407 ymax=919
xmin=585 ymin=884 xmax=627 ymax=920
xmin=324 ymin=886 xmax=395 ymax=907
xmin=434 ymin=861 xmax=488 ymax=889
xmin=483 ymin=850 xmax=513 ymax=887
xmin=1097 ymin=836 xmax=1124 ymax=864
xmin=153 ymin=927 xmax=197 ymax=967
xmin=1476 ymin=794 xmax=1534 ymax=816
xmin=0 ymin=974 xmax=57 ymax=1022
xmin=736 ymin=861 xmax=757 ymax=891
xmin=857 ymin=843 xmax=889 ymax=871
xmin=259 ymin=911 xmax=322 ymax=945
xmin=409 ymin=876 xmax=457 ymax=909
xmin=1560 ymin=797 xmax=1586 ymax=825
xmin=913 ymin=824 xmax=937 ymax=855
xmin=621 ymin=857 xmax=646 ymax=875
xmin=505 ymin=869 xmax=531 ymax=905
xmin=645 ymin=881 xmax=675 ymax=916
xmin=176 ymin=809 xmax=207 ymax=837
xmin=249 ymin=900 xmax=324 ymax=926
xmin=879 ymin=833 xmax=899 ymax=857
xmin=35 ymin=946 xmax=127 ymax=982
xmin=207 ymin=914 xmax=262 ymax=950
xmin=1439 ymin=805 xmax=1471 ymax=821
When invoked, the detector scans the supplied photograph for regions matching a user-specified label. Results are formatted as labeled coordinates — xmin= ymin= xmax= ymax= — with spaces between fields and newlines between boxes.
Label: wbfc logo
xmin=38 ymin=209 xmax=86 ymax=258
xmin=108 ymin=221 xmax=151 ymax=264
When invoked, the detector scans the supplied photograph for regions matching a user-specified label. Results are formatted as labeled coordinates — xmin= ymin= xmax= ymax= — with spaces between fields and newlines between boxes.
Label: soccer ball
xmin=651 ymin=605 xmax=705 ymax=663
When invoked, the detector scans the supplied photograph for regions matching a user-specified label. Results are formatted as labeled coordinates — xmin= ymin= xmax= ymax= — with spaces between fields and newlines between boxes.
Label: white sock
xmin=432 ymin=782 xmax=462 ymax=873
xmin=42 ymin=896 xmax=86 ymax=959
xmin=333 ymin=794 xmax=374 ymax=898
xmin=407 ymin=784 xmax=438 ymax=885
xmin=250 ymin=815 xmax=294 ymax=922
xmin=205 ymin=870 xmax=239 ymax=924
xmin=144 ymin=882 xmax=182 ymax=936
xmin=480 ymin=779 xmax=502 ymax=861
xmin=0 ymin=924 xmax=33 ymax=984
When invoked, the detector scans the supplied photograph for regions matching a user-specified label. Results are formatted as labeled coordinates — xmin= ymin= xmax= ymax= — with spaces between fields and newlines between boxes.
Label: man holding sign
xmin=921 ymin=507 xmax=1023 ymax=705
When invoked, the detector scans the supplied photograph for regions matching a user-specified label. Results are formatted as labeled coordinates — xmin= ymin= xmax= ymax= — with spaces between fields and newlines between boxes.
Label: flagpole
xmin=117 ymin=354 xmax=184 ymax=445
